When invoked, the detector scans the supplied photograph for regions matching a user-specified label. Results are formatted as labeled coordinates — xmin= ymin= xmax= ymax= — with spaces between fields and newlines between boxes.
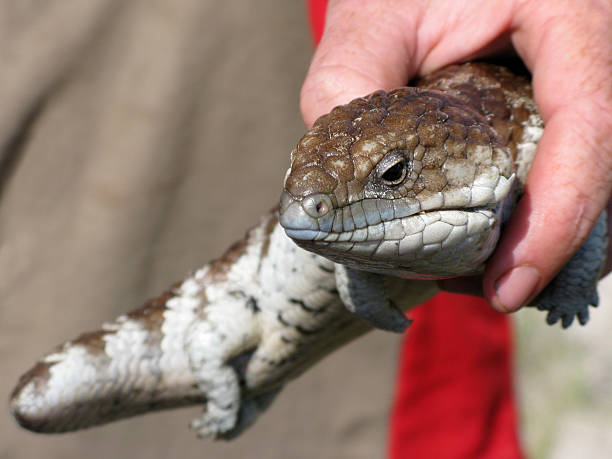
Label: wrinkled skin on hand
xmin=301 ymin=0 xmax=612 ymax=312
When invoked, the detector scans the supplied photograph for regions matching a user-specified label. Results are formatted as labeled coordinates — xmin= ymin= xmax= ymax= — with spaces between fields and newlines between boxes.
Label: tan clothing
xmin=0 ymin=2 xmax=400 ymax=458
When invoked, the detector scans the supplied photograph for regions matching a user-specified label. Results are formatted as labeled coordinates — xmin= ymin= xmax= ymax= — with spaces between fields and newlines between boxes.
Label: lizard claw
xmin=351 ymin=299 xmax=412 ymax=333
xmin=190 ymin=403 xmax=238 ymax=439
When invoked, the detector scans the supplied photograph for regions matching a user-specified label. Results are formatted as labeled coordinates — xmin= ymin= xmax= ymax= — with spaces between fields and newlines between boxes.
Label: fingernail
xmin=493 ymin=266 xmax=540 ymax=312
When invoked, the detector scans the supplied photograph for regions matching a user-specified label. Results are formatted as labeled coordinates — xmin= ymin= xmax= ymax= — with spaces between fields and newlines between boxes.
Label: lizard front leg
xmin=335 ymin=264 xmax=412 ymax=333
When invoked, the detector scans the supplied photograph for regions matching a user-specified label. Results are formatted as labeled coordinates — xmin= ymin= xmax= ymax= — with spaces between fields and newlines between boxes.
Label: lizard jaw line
xmin=280 ymin=174 xmax=515 ymax=243
xmin=283 ymin=205 xmax=499 ymax=243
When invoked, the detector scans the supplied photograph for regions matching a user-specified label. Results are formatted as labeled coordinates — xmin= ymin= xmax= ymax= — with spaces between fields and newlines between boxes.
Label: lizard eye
xmin=380 ymin=159 xmax=407 ymax=185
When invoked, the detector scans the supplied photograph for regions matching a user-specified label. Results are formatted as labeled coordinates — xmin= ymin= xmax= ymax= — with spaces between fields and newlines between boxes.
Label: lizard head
xmin=279 ymin=87 xmax=515 ymax=279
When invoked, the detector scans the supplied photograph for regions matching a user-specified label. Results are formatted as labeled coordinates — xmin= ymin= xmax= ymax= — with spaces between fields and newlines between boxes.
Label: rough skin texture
xmin=10 ymin=63 xmax=608 ymax=440
xmin=280 ymin=62 xmax=606 ymax=329
xmin=280 ymin=64 xmax=536 ymax=280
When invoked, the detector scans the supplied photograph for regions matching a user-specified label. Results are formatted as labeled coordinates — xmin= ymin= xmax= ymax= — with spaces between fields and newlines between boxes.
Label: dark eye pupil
xmin=381 ymin=161 xmax=405 ymax=183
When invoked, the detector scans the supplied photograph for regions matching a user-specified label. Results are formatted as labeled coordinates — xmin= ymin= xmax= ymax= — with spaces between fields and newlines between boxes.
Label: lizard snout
xmin=279 ymin=191 xmax=334 ymax=241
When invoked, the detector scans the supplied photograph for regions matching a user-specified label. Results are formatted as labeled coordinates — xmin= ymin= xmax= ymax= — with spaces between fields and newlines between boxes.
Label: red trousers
xmin=306 ymin=2 xmax=523 ymax=457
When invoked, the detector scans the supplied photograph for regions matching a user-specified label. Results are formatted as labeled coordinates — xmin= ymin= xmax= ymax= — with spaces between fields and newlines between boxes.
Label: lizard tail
xmin=10 ymin=279 xmax=206 ymax=433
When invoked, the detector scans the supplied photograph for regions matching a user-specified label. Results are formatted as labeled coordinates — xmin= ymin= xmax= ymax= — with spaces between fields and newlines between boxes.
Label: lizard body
xmin=11 ymin=210 xmax=437 ymax=438
xmin=10 ymin=63 xmax=608 ymax=439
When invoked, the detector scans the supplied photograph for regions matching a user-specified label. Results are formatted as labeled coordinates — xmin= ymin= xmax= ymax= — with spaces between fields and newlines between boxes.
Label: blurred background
xmin=0 ymin=1 xmax=610 ymax=458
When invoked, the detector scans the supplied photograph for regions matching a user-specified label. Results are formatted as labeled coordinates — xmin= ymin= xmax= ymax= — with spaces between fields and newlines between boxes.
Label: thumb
xmin=300 ymin=0 xmax=417 ymax=127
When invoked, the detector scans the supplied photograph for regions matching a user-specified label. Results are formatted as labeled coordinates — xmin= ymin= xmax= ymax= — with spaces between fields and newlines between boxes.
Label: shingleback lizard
xmin=10 ymin=62 xmax=608 ymax=439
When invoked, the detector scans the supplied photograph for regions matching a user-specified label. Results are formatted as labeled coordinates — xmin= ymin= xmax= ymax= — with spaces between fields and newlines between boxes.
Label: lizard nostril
xmin=302 ymin=194 xmax=333 ymax=219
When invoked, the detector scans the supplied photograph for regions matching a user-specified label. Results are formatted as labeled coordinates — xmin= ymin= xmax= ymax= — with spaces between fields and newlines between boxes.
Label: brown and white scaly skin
xmin=10 ymin=63 xmax=608 ymax=439
xmin=280 ymin=63 xmax=548 ymax=332
xmin=10 ymin=210 xmax=436 ymax=438
xmin=281 ymin=63 xmax=539 ymax=277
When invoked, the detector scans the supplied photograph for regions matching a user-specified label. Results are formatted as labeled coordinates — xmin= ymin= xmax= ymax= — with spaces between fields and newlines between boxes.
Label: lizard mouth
xmin=284 ymin=207 xmax=500 ymax=278
xmin=279 ymin=173 xmax=514 ymax=243
xmin=283 ymin=204 xmax=496 ymax=243
xmin=279 ymin=176 xmax=513 ymax=278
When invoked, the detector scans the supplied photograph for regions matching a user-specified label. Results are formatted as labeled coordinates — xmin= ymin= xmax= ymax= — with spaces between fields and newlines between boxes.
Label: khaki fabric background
xmin=0 ymin=2 xmax=401 ymax=458
xmin=1 ymin=2 xmax=611 ymax=459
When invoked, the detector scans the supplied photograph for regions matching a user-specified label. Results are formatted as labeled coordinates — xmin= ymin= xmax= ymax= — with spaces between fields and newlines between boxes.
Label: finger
xmin=483 ymin=1 xmax=612 ymax=312
xmin=300 ymin=0 xmax=418 ymax=127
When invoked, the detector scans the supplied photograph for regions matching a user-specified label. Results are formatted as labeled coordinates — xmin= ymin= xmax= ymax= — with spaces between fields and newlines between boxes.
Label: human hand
xmin=300 ymin=0 xmax=612 ymax=313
